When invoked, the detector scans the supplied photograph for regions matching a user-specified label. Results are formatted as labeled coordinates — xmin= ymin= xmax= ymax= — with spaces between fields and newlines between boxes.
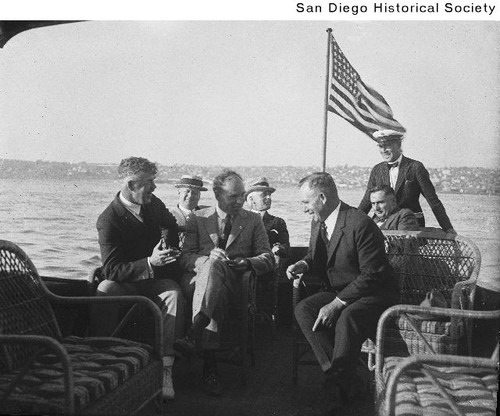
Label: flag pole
xmin=321 ymin=28 xmax=333 ymax=172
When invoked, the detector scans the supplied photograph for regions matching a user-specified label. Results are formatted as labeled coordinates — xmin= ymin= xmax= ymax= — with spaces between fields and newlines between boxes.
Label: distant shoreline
xmin=1 ymin=158 xmax=499 ymax=196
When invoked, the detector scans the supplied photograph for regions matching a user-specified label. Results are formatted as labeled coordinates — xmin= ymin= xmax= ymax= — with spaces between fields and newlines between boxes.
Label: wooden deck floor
xmin=145 ymin=322 xmax=376 ymax=416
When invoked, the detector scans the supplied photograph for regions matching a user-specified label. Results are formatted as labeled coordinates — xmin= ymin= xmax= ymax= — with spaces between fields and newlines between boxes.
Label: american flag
xmin=328 ymin=35 xmax=406 ymax=139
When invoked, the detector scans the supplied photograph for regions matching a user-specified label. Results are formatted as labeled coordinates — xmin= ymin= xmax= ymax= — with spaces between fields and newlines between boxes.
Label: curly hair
xmin=212 ymin=169 xmax=243 ymax=196
xmin=118 ymin=157 xmax=158 ymax=179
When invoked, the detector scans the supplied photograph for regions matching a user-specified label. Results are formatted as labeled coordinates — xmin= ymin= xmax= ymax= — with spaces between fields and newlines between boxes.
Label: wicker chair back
xmin=0 ymin=240 xmax=61 ymax=371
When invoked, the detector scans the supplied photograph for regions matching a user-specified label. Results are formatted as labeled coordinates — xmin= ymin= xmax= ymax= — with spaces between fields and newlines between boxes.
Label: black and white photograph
xmin=0 ymin=7 xmax=499 ymax=416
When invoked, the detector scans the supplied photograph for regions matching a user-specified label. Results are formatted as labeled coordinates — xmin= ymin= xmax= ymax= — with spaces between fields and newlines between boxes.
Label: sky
xmin=1 ymin=17 xmax=499 ymax=168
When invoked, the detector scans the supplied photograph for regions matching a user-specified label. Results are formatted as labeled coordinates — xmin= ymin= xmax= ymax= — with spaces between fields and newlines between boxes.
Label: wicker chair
xmin=361 ymin=229 xmax=482 ymax=369
xmin=291 ymin=230 xmax=481 ymax=383
xmin=0 ymin=240 xmax=165 ymax=415
xmin=375 ymin=305 xmax=499 ymax=416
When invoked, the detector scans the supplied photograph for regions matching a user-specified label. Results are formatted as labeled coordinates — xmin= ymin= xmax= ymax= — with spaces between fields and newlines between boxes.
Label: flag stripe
xmin=330 ymin=81 xmax=394 ymax=131
xmin=328 ymin=35 xmax=405 ymax=138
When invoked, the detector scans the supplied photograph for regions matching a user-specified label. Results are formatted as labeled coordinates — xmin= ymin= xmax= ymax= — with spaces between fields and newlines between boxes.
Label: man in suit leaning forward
xmin=287 ymin=172 xmax=399 ymax=414
xmin=176 ymin=169 xmax=274 ymax=395
xmin=95 ymin=157 xmax=185 ymax=400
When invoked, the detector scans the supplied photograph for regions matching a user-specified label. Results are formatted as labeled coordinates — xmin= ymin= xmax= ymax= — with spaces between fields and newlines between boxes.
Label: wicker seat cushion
xmin=0 ymin=336 xmax=154 ymax=414
xmin=381 ymin=356 xmax=498 ymax=416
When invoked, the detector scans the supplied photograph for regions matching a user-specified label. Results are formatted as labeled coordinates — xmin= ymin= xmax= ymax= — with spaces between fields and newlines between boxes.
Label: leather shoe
xmin=201 ymin=369 xmax=223 ymax=396
xmin=174 ymin=335 xmax=199 ymax=358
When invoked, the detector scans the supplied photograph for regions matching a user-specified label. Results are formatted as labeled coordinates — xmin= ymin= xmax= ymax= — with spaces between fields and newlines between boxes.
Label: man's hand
xmin=272 ymin=243 xmax=286 ymax=257
xmin=150 ymin=240 xmax=180 ymax=267
xmin=286 ymin=260 xmax=309 ymax=280
xmin=312 ymin=298 xmax=345 ymax=331
xmin=209 ymin=247 xmax=230 ymax=261
xmin=226 ymin=257 xmax=249 ymax=272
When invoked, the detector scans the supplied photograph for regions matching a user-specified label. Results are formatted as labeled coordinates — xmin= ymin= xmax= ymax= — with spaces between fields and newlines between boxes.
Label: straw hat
xmin=174 ymin=175 xmax=207 ymax=191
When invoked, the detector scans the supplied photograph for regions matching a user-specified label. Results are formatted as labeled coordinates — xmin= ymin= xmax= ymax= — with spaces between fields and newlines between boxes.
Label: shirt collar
xmin=216 ymin=204 xmax=228 ymax=220
xmin=251 ymin=209 xmax=265 ymax=217
xmin=178 ymin=204 xmax=192 ymax=216
xmin=389 ymin=154 xmax=403 ymax=166
xmin=322 ymin=201 xmax=341 ymax=239
xmin=119 ymin=192 xmax=142 ymax=216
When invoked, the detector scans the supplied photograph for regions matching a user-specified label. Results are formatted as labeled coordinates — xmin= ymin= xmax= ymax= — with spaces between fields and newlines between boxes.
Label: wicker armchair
xmin=292 ymin=230 xmax=481 ymax=383
xmin=0 ymin=240 xmax=165 ymax=415
xmin=375 ymin=305 xmax=499 ymax=416
xmin=362 ymin=229 xmax=482 ymax=369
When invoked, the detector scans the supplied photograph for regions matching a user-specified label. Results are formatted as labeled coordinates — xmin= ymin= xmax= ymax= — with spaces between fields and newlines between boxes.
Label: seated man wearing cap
xmin=171 ymin=175 xmax=209 ymax=248
xmin=245 ymin=177 xmax=290 ymax=260
xmin=370 ymin=185 xmax=419 ymax=231
xmin=358 ymin=129 xmax=456 ymax=234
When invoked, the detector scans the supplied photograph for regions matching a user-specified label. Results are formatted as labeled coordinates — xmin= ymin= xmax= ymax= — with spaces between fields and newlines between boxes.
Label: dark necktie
xmin=139 ymin=206 xmax=147 ymax=223
xmin=218 ymin=215 xmax=232 ymax=249
xmin=320 ymin=222 xmax=329 ymax=246
xmin=388 ymin=161 xmax=399 ymax=169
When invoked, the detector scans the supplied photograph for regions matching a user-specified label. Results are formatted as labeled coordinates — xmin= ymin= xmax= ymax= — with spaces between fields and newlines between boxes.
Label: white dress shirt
xmin=389 ymin=154 xmax=403 ymax=189
xmin=119 ymin=192 xmax=143 ymax=222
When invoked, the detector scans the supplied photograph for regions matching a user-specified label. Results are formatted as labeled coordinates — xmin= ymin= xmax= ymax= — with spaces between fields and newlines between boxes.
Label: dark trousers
xmin=294 ymin=292 xmax=394 ymax=378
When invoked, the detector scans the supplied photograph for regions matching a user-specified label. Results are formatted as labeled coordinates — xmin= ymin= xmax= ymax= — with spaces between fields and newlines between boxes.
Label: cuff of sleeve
xmin=146 ymin=257 xmax=154 ymax=279
xmin=335 ymin=297 xmax=347 ymax=307
xmin=298 ymin=260 xmax=309 ymax=272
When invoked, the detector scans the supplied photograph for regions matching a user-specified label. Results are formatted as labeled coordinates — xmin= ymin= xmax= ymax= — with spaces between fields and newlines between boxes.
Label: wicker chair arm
xmin=451 ymin=280 xmax=476 ymax=309
xmin=383 ymin=353 xmax=497 ymax=416
xmin=375 ymin=305 xmax=500 ymax=395
xmin=0 ymin=334 xmax=75 ymax=414
xmin=42 ymin=292 xmax=164 ymax=356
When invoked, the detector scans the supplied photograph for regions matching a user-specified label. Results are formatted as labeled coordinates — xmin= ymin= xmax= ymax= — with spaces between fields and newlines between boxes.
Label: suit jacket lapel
xmin=310 ymin=220 xmax=321 ymax=260
xmin=201 ymin=208 xmax=219 ymax=246
xmin=327 ymin=203 xmax=347 ymax=263
xmin=394 ymin=156 xmax=408 ymax=194
xmin=226 ymin=210 xmax=246 ymax=249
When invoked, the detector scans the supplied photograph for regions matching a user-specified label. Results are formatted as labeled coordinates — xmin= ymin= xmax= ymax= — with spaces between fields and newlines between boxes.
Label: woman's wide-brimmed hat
xmin=174 ymin=175 xmax=207 ymax=191
xmin=245 ymin=177 xmax=276 ymax=199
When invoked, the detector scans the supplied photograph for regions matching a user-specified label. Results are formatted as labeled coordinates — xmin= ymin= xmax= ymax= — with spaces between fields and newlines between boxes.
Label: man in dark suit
xmin=358 ymin=130 xmax=456 ymax=233
xmin=245 ymin=176 xmax=290 ymax=259
xmin=287 ymin=172 xmax=399 ymax=414
xmin=176 ymin=169 xmax=274 ymax=396
xmin=170 ymin=174 xmax=209 ymax=248
xmin=370 ymin=184 xmax=419 ymax=231
xmin=95 ymin=157 xmax=186 ymax=400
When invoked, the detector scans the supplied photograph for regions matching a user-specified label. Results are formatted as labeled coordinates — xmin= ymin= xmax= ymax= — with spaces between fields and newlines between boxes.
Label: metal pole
xmin=321 ymin=28 xmax=333 ymax=172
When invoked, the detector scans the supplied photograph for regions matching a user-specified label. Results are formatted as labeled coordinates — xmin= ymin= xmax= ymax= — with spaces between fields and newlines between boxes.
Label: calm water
xmin=1 ymin=178 xmax=499 ymax=286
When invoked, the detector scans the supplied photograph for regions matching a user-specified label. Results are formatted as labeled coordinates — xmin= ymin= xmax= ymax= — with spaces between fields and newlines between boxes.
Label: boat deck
xmin=146 ymin=322 xmax=376 ymax=416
